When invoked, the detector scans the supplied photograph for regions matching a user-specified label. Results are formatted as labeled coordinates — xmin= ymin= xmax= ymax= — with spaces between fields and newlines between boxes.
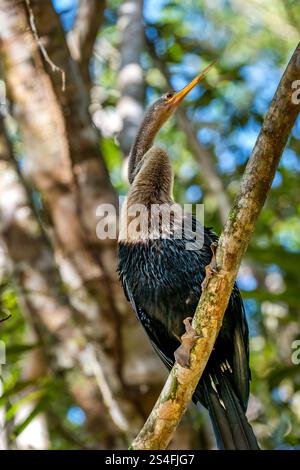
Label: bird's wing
xmin=121 ymin=275 xmax=177 ymax=371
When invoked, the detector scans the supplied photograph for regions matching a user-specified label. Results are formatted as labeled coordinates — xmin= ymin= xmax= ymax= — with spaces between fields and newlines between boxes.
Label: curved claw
xmin=174 ymin=317 xmax=202 ymax=368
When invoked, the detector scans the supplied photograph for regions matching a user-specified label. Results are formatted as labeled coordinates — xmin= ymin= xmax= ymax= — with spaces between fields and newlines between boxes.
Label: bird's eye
xmin=165 ymin=92 xmax=174 ymax=100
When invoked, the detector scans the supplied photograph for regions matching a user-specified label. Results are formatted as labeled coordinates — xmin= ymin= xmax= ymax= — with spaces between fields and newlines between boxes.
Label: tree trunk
xmin=0 ymin=0 xmax=165 ymax=444
xmin=0 ymin=120 xmax=129 ymax=446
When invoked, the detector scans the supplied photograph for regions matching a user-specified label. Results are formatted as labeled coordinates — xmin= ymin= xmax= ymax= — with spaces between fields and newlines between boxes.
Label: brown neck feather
xmin=128 ymin=147 xmax=173 ymax=206
xmin=127 ymin=101 xmax=174 ymax=205
xmin=120 ymin=146 xmax=175 ymax=244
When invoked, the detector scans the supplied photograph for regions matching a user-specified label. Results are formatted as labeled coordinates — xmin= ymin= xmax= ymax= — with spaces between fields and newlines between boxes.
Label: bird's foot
xmin=174 ymin=317 xmax=201 ymax=368
xmin=201 ymin=241 xmax=219 ymax=290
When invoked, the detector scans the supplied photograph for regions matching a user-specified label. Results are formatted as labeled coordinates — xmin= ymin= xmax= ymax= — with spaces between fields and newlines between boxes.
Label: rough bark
xmin=28 ymin=0 xmax=117 ymax=242
xmin=131 ymin=43 xmax=300 ymax=450
xmin=117 ymin=0 xmax=145 ymax=157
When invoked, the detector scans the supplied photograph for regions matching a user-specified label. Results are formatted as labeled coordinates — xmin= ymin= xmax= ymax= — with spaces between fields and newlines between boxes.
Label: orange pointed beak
xmin=168 ymin=59 xmax=217 ymax=107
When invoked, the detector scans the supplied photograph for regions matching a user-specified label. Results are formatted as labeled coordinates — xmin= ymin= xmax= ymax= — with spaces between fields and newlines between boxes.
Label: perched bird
xmin=118 ymin=63 xmax=259 ymax=450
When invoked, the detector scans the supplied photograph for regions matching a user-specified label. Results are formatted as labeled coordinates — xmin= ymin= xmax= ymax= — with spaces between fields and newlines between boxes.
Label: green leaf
xmin=6 ymin=389 xmax=45 ymax=421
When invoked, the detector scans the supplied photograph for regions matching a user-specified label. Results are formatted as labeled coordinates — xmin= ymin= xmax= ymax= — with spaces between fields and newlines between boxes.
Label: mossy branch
xmin=131 ymin=43 xmax=300 ymax=450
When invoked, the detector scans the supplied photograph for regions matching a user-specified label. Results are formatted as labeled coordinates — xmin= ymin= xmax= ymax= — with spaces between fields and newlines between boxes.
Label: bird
xmin=118 ymin=62 xmax=259 ymax=450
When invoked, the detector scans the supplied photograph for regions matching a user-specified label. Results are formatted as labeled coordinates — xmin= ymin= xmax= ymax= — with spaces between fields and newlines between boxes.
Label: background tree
xmin=0 ymin=0 xmax=299 ymax=450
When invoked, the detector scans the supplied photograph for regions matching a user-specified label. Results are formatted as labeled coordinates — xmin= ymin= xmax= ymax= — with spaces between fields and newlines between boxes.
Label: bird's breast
xmin=118 ymin=237 xmax=207 ymax=336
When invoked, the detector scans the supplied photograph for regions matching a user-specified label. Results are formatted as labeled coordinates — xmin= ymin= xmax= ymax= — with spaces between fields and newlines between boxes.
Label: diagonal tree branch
xmin=131 ymin=43 xmax=300 ymax=450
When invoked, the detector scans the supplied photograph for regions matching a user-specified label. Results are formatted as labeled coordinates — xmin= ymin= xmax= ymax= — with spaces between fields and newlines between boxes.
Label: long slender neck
xmin=127 ymin=104 xmax=174 ymax=205
xmin=128 ymin=146 xmax=173 ymax=206
xmin=128 ymin=107 xmax=164 ymax=184
xmin=120 ymin=146 xmax=173 ymax=244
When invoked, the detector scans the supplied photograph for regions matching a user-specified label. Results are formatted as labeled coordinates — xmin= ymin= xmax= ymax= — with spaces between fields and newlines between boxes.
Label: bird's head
xmin=128 ymin=60 xmax=217 ymax=184
xmin=146 ymin=60 xmax=217 ymax=130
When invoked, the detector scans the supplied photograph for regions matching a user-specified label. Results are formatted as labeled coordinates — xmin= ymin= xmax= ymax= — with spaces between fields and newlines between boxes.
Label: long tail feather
xmin=201 ymin=374 xmax=259 ymax=450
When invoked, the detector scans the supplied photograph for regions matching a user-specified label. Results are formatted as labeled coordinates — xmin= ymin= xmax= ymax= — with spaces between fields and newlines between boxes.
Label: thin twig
xmin=25 ymin=0 xmax=65 ymax=91
xmin=0 ymin=313 xmax=11 ymax=323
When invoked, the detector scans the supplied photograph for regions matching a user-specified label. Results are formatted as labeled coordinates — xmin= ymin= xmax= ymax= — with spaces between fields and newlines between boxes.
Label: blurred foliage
xmin=0 ymin=280 xmax=91 ymax=449
xmin=0 ymin=0 xmax=300 ymax=449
